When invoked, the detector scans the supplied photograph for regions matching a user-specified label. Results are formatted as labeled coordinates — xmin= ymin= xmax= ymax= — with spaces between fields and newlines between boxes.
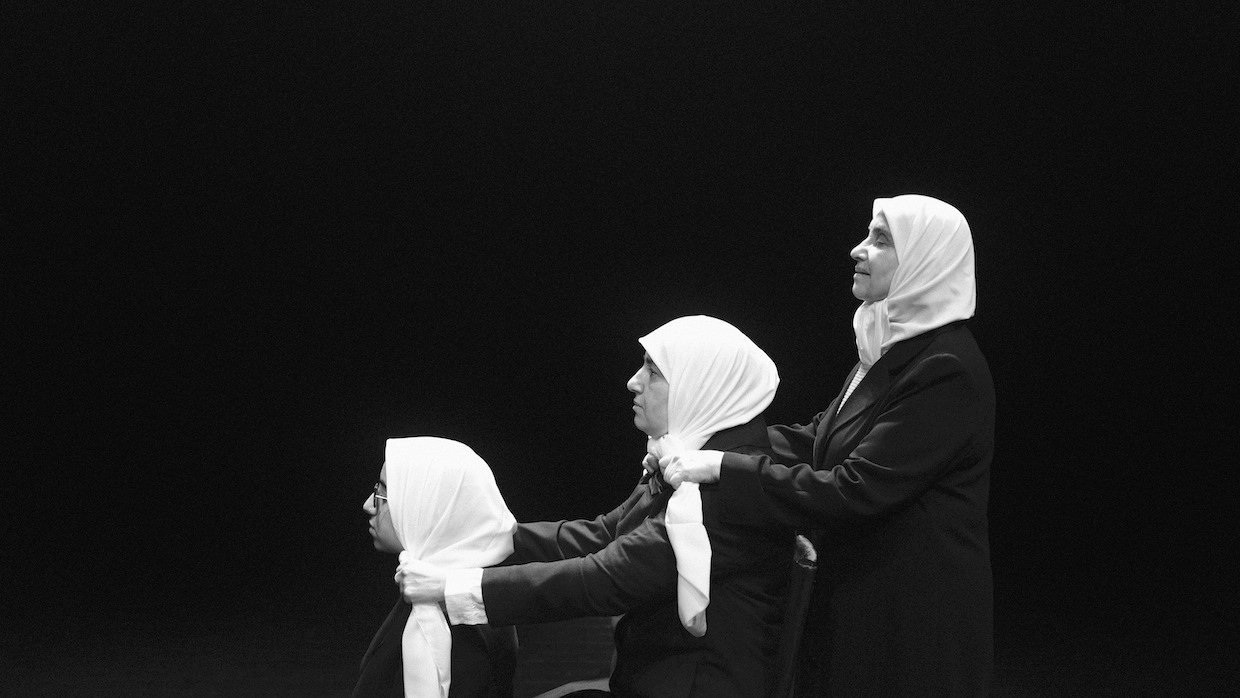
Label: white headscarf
xmin=853 ymin=194 xmax=977 ymax=367
xmin=384 ymin=437 xmax=517 ymax=698
xmin=638 ymin=315 xmax=779 ymax=637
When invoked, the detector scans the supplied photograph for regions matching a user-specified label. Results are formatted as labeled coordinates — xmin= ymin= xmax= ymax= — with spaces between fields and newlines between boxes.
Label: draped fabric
xmin=384 ymin=437 xmax=517 ymax=698
xmin=639 ymin=315 xmax=779 ymax=636
xmin=853 ymin=194 xmax=977 ymax=367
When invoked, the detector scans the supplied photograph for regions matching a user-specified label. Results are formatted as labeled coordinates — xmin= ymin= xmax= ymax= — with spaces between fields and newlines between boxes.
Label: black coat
xmin=353 ymin=597 xmax=517 ymax=698
xmin=481 ymin=417 xmax=795 ymax=698
xmin=718 ymin=321 xmax=995 ymax=697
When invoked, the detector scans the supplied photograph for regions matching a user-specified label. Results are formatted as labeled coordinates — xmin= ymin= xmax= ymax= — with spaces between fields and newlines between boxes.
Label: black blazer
xmin=718 ymin=320 xmax=995 ymax=697
xmin=353 ymin=597 xmax=517 ymax=698
xmin=479 ymin=417 xmax=794 ymax=698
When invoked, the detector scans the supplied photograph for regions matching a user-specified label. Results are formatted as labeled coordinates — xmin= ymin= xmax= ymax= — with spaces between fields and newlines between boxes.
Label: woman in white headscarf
xmin=354 ymin=437 xmax=519 ymax=698
xmin=638 ymin=316 xmax=782 ymax=638
xmin=662 ymin=195 xmax=996 ymax=697
xmin=395 ymin=316 xmax=795 ymax=698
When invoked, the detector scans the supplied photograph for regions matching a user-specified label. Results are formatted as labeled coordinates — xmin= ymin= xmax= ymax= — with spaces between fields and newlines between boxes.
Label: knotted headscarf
xmin=853 ymin=194 xmax=977 ymax=367
xmin=384 ymin=437 xmax=517 ymax=698
xmin=638 ymin=315 xmax=779 ymax=637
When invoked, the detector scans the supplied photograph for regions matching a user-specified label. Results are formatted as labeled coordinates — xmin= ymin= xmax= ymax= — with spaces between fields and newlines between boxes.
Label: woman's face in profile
xmin=627 ymin=353 xmax=670 ymax=438
xmin=850 ymin=214 xmax=900 ymax=302
xmin=363 ymin=464 xmax=402 ymax=554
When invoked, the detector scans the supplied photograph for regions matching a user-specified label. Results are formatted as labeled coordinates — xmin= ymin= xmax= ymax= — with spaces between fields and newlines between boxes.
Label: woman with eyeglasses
xmin=354 ymin=437 xmax=519 ymax=698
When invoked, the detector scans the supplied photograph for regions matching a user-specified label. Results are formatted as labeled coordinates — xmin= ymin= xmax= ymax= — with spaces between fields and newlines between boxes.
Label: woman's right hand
xmin=659 ymin=450 xmax=724 ymax=488
xmin=395 ymin=551 xmax=447 ymax=604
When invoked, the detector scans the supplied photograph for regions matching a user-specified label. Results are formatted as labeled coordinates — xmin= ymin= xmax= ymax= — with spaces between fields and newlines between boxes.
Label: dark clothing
xmin=719 ymin=321 xmax=995 ymax=697
xmin=353 ymin=597 xmax=517 ymax=698
xmin=482 ymin=417 xmax=794 ymax=698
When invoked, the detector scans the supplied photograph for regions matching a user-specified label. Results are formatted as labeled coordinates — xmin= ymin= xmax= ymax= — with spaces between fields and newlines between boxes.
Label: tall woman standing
xmin=661 ymin=195 xmax=995 ymax=696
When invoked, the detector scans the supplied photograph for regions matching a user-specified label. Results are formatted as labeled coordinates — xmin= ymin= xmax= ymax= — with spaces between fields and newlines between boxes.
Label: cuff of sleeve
xmin=444 ymin=568 xmax=487 ymax=625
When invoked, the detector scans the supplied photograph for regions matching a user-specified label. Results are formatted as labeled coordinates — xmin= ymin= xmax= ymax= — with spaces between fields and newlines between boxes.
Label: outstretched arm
xmin=659 ymin=414 xmax=826 ymax=488
xmin=719 ymin=352 xmax=990 ymax=531
xmin=503 ymin=482 xmax=648 ymax=564
xmin=400 ymin=516 xmax=678 ymax=625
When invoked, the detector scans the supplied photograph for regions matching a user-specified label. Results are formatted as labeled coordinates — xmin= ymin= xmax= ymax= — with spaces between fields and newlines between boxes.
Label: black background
xmin=6 ymin=1 xmax=1236 ymax=694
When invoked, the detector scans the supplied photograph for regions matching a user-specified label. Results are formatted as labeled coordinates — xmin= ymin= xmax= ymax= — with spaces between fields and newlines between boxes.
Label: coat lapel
xmin=819 ymin=322 xmax=964 ymax=450
xmin=826 ymin=363 xmax=890 ymax=442
xmin=362 ymin=597 xmax=410 ymax=662
xmin=354 ymin=596 xmax=412 ymax=697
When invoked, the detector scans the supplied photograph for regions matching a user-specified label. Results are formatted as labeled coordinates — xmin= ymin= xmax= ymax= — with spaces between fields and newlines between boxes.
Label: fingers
xmin=394 ymin=557 xmax=418 ymax=595
xmin=663 ymin=460 xmax=685 ymax=489
xmin=393 ymin=557 xmax=448 ymax=604
xmin=400 ymin=579 xmax=419 ymax=604
xmin=642 ymin=453 xmax=659 ymax=474
xmin=665 ymin=469 xmax=684 ymax=489
xmin=395 ymin=566 xmax=423 ymax=603
xmin=657 ymin=454 xmax=686 ymax=488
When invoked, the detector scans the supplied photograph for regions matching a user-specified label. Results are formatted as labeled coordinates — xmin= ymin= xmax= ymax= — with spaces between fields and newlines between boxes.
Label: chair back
xmin=769 ymin=533 xmax=817 ymax=698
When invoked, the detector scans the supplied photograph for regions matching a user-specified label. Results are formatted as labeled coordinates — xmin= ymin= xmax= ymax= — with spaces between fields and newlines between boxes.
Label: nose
xmin=362 ymin=494 xmax=377 ymax=515
xmin=627 ymin=369 xmax=642 ymax=394
xmin=850 ymin=241 xmax=866 ymax=261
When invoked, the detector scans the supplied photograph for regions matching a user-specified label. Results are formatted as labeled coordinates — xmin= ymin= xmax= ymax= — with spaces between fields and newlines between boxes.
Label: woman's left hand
xmin=659 ymin=450 xmax=724 ymax=488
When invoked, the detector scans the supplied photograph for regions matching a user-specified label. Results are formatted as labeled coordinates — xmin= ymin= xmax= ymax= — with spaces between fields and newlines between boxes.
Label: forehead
xmin=869 ymin=212 xmax=891 ymax=233
xmin=379 ymin=463 xmax=387 ymax=482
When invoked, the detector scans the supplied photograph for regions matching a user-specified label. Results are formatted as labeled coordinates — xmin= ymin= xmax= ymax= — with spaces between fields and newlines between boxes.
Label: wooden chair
xmin=770 ymin=534 xmax=818 ymax=698
xmin=530 ymin=678 xmax=612 ymax=698
xmin=518 ymin=616 xmax=618 ymax=698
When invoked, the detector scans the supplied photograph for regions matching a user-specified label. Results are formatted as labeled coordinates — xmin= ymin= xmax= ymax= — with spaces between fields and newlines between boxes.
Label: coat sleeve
xmin=503 ymin=485 xmax=645 ymax=564
xmin=719 ymin=351 xmax=990 ymax=532
xmin=766 ymin=413 xmax=826 ymax=467
xmin=480 ymin=515 xmax=678 ymax=625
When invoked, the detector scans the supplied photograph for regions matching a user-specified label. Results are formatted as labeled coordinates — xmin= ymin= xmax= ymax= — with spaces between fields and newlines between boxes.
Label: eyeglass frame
xmin=372 ymin=481 xmax=388 ymax=507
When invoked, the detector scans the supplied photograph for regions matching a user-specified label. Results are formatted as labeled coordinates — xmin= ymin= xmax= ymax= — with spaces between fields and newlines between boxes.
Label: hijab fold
xmin=853 ymin=194 xmax=976 ymax=367
xmin=385 ymin=437 xmax=517 ymax=698
xmin=639 ymin=316 xmax=779 ymax=637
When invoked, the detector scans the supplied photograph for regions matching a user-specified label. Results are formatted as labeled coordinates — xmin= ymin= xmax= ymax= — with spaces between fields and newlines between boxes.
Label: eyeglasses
xmin=372 ymin=481 xmax=388 ymax=507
